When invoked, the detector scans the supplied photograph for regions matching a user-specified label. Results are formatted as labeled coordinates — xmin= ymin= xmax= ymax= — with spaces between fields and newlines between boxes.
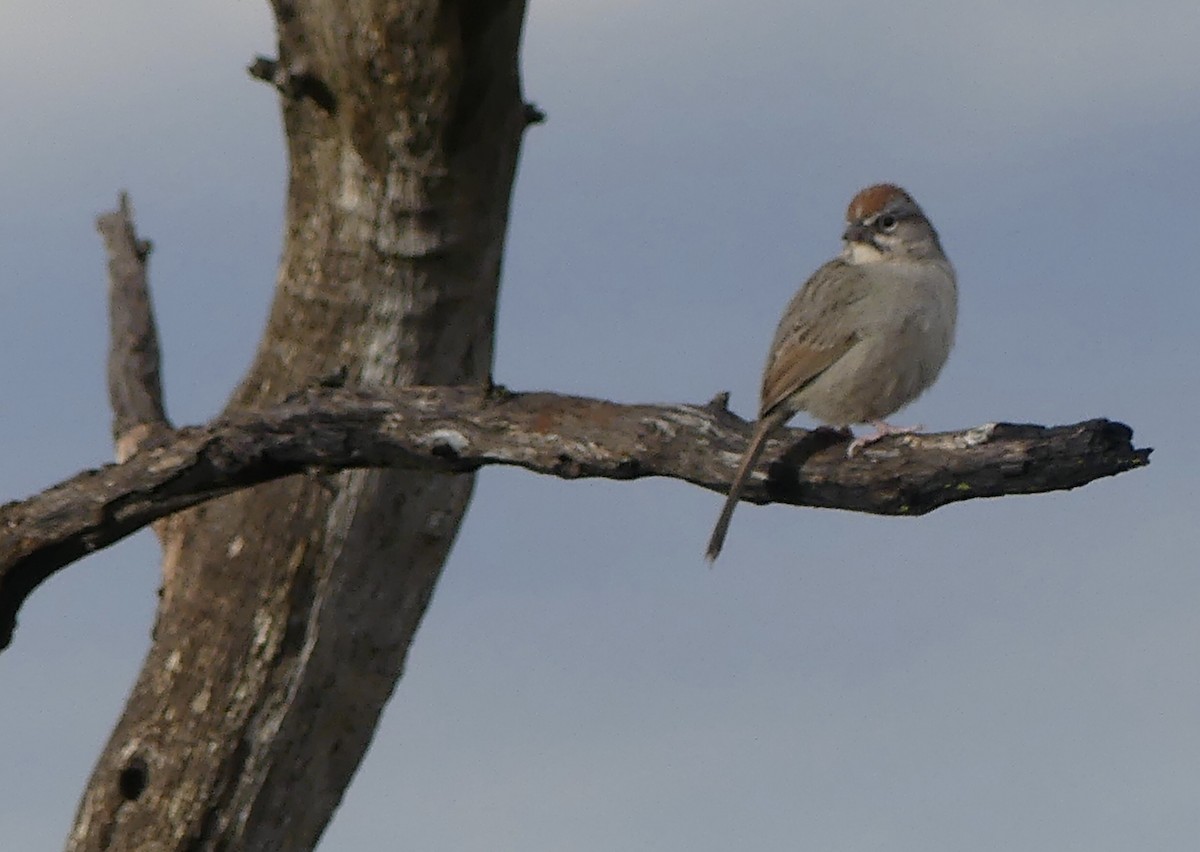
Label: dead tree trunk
xmin=67 ymin=3 xmax=530 ymax=849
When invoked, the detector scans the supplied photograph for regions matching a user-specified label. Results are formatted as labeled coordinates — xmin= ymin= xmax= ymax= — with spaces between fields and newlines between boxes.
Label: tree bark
xmin=0 ymin=387 xmax=1151 ymax=652
xmin=67 ymin=2 xmax=530 ymax=849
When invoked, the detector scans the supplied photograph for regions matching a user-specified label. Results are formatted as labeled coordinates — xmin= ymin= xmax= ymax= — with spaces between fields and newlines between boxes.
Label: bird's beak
xmin=842 ymin=222 xmax=871 ymax=244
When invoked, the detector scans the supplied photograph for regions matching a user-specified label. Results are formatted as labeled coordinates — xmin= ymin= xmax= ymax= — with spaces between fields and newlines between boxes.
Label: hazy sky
xmin=2 ymin=1 xmax=1198 ymax=849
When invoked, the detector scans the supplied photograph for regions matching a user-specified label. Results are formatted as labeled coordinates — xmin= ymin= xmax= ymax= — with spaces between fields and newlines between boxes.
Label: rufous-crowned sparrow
xmin=705 ymin=184 xmax=957 ymax=560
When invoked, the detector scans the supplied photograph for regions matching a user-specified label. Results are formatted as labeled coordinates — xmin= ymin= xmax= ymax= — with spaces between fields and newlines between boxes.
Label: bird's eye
xmin=877 ymin=214 xmax=898 ymax=232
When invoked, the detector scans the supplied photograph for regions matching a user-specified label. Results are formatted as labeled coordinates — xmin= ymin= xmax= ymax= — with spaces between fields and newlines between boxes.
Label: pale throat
xmin=842 ymin=240 xmax=887 ymax=265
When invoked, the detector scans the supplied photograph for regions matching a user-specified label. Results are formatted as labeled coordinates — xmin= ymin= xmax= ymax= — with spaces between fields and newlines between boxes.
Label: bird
xmin=705 ymin=184 xmax=957 ymax=561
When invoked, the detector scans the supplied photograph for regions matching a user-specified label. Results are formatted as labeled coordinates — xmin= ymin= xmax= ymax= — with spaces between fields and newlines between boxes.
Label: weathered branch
xmin=97 ymin=193 xmax=170 ymax=461
xmin=0 ymin=385 xmax=1149 ymax=650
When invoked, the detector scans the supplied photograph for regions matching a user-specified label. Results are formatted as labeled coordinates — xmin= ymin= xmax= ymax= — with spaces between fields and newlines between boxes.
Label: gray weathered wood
xmin=97 ymin=193 xmax=170 ymax=462
xmin=0 ymin=385 xmax=1150 ymax=652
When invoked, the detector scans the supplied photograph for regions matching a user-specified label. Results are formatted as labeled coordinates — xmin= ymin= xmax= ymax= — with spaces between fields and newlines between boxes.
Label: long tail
xmin=705 ymin=410 xmax=787 ymax=561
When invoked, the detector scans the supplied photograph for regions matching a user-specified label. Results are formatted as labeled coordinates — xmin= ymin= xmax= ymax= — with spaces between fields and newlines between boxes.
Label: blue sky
xmin=2 ymin=1 xmax=1198 ymax=849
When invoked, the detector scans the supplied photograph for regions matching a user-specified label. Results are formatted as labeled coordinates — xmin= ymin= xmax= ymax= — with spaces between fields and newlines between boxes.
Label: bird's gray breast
xmin=798 ymin=260 xmax=956 ymax=424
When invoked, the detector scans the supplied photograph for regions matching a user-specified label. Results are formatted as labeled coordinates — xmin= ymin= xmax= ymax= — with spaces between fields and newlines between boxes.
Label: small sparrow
xmin=705 ymin=184 xmax=957 ymax=561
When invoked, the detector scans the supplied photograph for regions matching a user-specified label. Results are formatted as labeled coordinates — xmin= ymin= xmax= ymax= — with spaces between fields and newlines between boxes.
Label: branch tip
xmin=705 ymin=391 xmax=732 ymax=414
xmin=523 ymin=102 xmax=547 ymax=126
xmin=247 ymin=54 xmax=336 ymax=112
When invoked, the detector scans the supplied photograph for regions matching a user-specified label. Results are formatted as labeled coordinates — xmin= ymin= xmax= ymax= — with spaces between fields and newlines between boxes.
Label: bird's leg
xmin=846 ymin=420 xmax=924 ymax=457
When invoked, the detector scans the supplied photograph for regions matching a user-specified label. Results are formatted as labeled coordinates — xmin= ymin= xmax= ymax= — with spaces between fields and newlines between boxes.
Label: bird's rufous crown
xmin=846 ymin=184 xmax=914 ymax=222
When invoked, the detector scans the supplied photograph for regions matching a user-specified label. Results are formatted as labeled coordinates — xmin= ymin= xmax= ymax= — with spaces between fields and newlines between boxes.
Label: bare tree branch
xmin=0 ymin=384 xmax=1149 ymax=651
xmin=97 ymin=192 xmax=170 ymax=461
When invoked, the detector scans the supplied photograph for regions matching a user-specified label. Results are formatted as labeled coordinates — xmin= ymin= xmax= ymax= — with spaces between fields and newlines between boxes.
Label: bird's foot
xmin=846 ymin=420 xmax=924 ymax=457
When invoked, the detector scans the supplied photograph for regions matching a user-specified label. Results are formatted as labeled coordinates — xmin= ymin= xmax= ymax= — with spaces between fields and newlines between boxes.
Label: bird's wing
xmin=758 ymin=260 xmax=871 ymax=418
